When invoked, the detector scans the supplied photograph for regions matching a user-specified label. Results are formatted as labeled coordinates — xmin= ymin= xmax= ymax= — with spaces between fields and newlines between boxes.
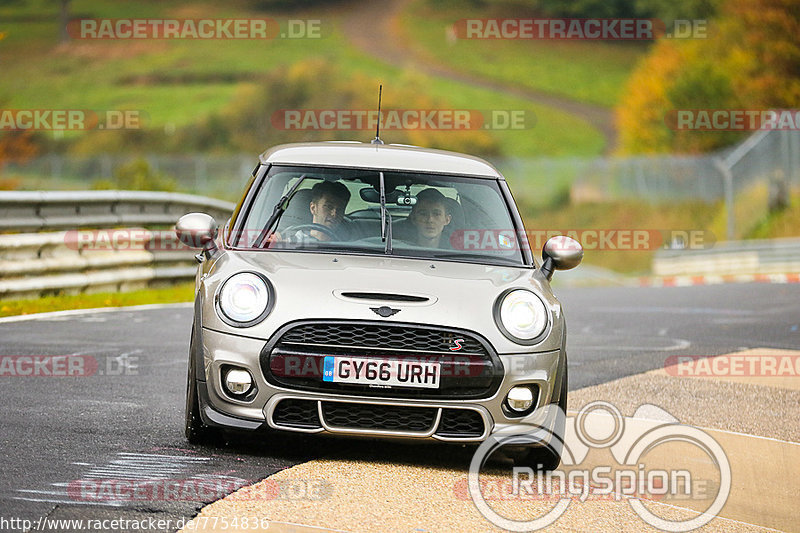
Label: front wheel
xmin=185 ymin=326 xmax=223 ymax=445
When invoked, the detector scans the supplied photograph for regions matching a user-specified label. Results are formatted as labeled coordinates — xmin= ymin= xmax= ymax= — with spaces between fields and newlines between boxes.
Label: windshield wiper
xmin=379 ymin=171 xmax=392 ymax=254
xmin=253 ymin=174 xmax=309 ymax=248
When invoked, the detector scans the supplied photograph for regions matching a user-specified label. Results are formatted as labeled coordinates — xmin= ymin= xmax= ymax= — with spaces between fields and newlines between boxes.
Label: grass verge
xmin=1 ymin=0 xmax=604 ymax=158
xmin=399 ymin=0 xmax=648 ymax=108
xmin=0 ymin=282 xmax=194 ymax=318
xmin=518 ymin=199 xmax=719 ymax=274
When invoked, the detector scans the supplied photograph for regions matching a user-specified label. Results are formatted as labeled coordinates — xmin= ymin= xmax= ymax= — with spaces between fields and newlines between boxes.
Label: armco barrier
xmin=0 ymin=190 xmax=234 ymax=231
xmin=653 ymin=238 xmax=800 ymax=276
xmin=0 ymin=191 xmax=234 ymax=299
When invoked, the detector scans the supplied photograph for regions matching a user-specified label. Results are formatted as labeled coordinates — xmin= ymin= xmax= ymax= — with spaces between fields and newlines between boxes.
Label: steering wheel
xmin=282 ymin=223 xmax=340 ymax=241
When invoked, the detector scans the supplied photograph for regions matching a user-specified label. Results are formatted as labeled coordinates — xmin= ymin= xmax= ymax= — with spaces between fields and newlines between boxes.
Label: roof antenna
xmin=371 ymin=84 xmax=384 ymax=145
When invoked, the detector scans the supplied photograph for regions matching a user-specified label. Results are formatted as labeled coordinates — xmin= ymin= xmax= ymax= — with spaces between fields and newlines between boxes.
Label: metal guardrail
xmin=0 ymin=191 xmax=234 ymax=299
xmin=653 ymin=238 xmax=800 ymax=276
xmin=0 ymin=190 xmax=234 ymax=232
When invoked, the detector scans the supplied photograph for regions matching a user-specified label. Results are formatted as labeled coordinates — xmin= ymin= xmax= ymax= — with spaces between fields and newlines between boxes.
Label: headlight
xmin=496 ymin=289 xmax=549 ymax=343
xmin=217 ymin=272 xmax=271 ymax=326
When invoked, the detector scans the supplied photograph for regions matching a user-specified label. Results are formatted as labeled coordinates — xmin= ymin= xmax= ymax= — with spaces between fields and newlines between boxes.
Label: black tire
xmin=514 ymin=362 xmax=568 ymax=472
xmin=185 ymin=326 xmax=223 ymax=445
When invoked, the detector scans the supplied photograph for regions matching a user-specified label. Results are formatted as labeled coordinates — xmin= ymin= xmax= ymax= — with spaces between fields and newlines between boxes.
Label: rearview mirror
xmin=540 ymin=235 xmax=583 ymax=280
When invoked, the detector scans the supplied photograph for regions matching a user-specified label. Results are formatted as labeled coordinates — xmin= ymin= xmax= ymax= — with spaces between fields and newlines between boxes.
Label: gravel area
xmin=182 ymin=458 xmax=769 ymax=533
xmin=568 ymin=353 xmax=800 ymax=443
xmin=182 ymin=348 xmax=798 ymax=533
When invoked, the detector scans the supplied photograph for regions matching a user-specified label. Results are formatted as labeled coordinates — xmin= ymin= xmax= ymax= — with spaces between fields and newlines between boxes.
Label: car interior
xmin=275 ymin=177 xmax=466 ymax=248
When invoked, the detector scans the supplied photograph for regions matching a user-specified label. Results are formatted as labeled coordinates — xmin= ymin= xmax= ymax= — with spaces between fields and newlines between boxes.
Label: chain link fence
xmin=3 ymin=131 xmax=798 ymax=239
xmin=1 ymin=153 xmax=258 ymax=201
xmin=496 ymin=130 xmax=798 ymax=202
xmin=495 ymin=130 xmax=799 ymax=239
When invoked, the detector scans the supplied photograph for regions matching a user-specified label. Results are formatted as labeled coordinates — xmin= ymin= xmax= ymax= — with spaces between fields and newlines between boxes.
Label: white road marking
xmin=0 ymin=302 xmax=192 ymax=324
xmin=15 ymin=452 xmax=216 ymax=507
xmin=590 ymin=305 xmax=755 ymax=316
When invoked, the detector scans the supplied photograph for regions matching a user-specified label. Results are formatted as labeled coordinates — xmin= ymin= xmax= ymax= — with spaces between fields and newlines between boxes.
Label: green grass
xmin=0 ymin=2 xmax=336 ymax=131
xmin=517 ymin=188 xmax=800 ymax=273
xmin=0 ymin=0 xmax=605 ymax=158
xmin=745 ymin=192 xmax=800 ymax=240
xmin=518 ymin=199 xmax=720 ymax=273
xmin=400 ymin=0 xmax=648 ymax=108
xmin=0 ymin=282 xmax=195 ymax=318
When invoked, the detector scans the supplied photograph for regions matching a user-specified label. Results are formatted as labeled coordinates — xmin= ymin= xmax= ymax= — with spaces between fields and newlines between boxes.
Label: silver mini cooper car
xmin=176 ymin=141 xmax=582 ymax=469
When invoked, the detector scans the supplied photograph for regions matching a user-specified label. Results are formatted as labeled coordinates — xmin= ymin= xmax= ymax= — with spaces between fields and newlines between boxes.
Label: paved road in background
xmin=0 ymin=283 xmax=797 ymax=531
xmin=341 ymin=0 xmax=618 ymax=150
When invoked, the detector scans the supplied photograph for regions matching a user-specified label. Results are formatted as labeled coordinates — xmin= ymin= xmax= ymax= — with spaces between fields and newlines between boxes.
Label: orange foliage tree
xmin=617 ymin=0 xmax=800 ymax=154
xmin=0 ymin=132 xmax=39 ymax=170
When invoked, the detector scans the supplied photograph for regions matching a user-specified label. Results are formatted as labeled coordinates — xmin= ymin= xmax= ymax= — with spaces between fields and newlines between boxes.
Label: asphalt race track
xmin=1 ymin=283 xmax=798 ymax=532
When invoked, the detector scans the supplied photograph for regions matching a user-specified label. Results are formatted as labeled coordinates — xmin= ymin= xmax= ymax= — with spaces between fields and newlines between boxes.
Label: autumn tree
xmin=617 ymin=0 xmax=800 ymax=154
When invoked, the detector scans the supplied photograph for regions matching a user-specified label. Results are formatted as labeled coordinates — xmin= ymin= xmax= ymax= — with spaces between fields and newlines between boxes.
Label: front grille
xmin=270 ymin=398 xmax=486 ymax=439
xmin=272 ymin=398 xmax=320 ymax=429
xmin=321 ymin=402 xmax=436 ymax=432
xmin=262 ymin=320 xmax=504 ymax=400
xmin=436 ymin=409 xmax=485 ymax=438
xmin=279 ymin=322 xmax=487 ymax=354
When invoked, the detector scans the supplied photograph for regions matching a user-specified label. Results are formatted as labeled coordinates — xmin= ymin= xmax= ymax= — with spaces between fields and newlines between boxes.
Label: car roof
xmin=258 ymin=142 xmax=503 ymax=179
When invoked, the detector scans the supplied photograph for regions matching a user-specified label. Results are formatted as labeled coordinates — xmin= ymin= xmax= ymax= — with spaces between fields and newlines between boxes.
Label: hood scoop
xmin=339 ymin=292 xmax=430 ymax=303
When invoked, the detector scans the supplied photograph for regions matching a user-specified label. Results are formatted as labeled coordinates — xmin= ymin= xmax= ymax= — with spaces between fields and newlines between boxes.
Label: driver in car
xmin=306 ymin=180 xmax=350 ymax=241
xmin=269 ymin=180 xmax=351 ymax=245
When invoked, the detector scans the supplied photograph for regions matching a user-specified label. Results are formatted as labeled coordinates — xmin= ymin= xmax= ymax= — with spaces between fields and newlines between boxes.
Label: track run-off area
xmin=1 ymin=282 xmax=798 ymax=532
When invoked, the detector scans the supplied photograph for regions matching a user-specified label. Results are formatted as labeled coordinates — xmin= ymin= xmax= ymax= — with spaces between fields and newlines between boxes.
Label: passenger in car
xmin=407 ymin=188 xmax=453 ymax=248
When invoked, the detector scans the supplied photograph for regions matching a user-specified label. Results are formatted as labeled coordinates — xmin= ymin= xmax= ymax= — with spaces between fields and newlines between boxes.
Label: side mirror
xmin=176 ymin=213 xmax=219 ymax=260
xmin=540 ymin=236 xmax=583 ymax=280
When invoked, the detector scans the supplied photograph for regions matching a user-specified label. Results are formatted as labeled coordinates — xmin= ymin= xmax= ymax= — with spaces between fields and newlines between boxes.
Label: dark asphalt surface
xmin=0 ymin=283 xmax=798 ymax=532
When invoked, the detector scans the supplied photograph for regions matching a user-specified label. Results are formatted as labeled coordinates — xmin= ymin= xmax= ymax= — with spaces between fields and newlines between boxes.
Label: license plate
xmin=322 ymin=356 xmax=440 ymax=389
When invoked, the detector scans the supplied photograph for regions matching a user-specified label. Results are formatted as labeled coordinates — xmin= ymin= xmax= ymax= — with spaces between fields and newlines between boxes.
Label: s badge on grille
xmin=450 ymin=338 xmax=465 ymax=351
xmin=371 ymin=306 xmax=400 ymax=318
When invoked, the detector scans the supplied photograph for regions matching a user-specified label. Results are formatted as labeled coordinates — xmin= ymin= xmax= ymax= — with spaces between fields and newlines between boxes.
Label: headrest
xmin=278 ymin=188 xmax=313 ymax=230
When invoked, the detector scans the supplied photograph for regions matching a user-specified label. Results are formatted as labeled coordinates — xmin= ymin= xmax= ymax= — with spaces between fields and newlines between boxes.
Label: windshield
xmin=232 ymin=165 xmax=526 ymax=266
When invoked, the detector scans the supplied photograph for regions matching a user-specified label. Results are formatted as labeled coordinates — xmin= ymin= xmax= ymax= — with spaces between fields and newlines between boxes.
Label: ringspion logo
xmin=468 ymin=402 xmax=730 ymax=531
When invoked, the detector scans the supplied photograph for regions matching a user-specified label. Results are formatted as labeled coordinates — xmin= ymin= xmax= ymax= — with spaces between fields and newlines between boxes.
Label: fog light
xmin=506 ymin=386 xmax=535 ymax=412
xmin=224 ymin=368 xmax=253 ymax=396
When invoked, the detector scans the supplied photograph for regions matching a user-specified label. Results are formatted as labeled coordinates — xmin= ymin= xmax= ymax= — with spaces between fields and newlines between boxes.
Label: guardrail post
xmin=714 ymin=157 xmax=735 ymax=241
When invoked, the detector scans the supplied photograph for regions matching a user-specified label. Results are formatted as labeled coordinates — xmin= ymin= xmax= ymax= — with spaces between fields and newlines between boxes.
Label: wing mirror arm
xmin=540 ymin=256 xmax=556 ymax=281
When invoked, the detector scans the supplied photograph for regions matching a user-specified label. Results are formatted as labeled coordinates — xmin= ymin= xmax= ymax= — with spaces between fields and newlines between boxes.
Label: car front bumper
xmin=197 ymin=327 xmax=564 ymax=442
